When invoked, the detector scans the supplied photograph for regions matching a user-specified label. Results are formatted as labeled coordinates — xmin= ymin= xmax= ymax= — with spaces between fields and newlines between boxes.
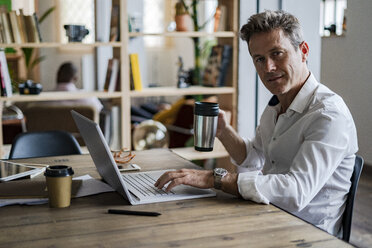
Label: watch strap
xmin=214 ymin=168 xmax=227 ymax=190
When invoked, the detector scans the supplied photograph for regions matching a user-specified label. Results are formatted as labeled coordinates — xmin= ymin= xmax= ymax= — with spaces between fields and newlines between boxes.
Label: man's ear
xmin=299 ymin=41 xmax=309 ymax=62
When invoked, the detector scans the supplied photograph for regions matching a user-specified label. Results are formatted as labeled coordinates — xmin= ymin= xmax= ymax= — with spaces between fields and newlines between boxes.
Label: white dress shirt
xmin=235 ymin=73 xmax=358 ymax=236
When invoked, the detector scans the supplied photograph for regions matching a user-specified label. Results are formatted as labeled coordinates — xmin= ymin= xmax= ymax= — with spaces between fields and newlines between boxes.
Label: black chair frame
xmin=9 ymin=130 xmax=82 ymax=159
xmin=342 ymin=155 xmax=364 ymax=242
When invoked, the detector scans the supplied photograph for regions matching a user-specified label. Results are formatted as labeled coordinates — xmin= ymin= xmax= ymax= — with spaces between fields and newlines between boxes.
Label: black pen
xmin=107 ymin=209 xmax=161 ymax=217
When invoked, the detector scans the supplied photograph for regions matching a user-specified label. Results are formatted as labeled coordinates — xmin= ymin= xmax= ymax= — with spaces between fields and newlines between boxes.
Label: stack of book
xmin=0 ymin=49 xmax=12 ymax=97
xmin=0 ymin=7 xmax=42 ymax=44
xmin=103 ymin=58 xmax=120 ymax=92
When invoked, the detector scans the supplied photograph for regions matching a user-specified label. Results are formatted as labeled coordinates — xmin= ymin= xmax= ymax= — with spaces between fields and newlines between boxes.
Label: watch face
xmin=214 ymin=168 xmax=227 ymax=176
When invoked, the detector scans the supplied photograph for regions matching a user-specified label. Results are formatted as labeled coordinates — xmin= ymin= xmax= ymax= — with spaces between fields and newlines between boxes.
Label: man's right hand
xmin=216 ymin=109 xmax=229 ymax=139
xmin=215 ymin=109 xmax=247 ymax=165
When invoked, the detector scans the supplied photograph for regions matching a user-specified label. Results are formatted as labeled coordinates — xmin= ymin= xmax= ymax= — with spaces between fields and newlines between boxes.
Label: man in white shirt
xmin=155 ymin=10 xmax=358 ymax=237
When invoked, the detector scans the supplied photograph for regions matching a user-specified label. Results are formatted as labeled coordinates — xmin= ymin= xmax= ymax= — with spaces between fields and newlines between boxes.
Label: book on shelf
xmin=0 ymin=9 xmax=13 ymax=43
xmin=0 ymin=49 xmax=12 ymax=97
xmin=202 ymin=45 xmax=232 ymax=87
xmin=8 ymin=10 xmax=21 ymax=43
xmin=0 ymin=14 xmax=4 ymax=43
xmin=103 ymin=58 xmax=119 ymax=92
xmin=0 ymin=8 xmax=42 ymax=44
xmin=96 ymin=0 xmax=112 ymax=42
xmin=115 ymin=69 xmax=121 ymax=91
xmin=16 ymin=9 xmax=27 ymax=43
xmin=24 ymin=14 xmax=39 ymax=43
xmin=129 ymin=53 xmax=142 ymax=91
xmin=109 ymin=0 xmax=120 ymax=42
xmin=0 ymin=63 xmax=5 ymax=96
xmin=82 ymin=54 xmax=95 ymax=92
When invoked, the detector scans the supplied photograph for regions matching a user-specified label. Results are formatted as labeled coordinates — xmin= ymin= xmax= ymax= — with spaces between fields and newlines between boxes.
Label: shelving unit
xmin=128 ymin=31 xmax=235 ymax=38
xmin=0 ymin=42 xmax=123 ymax=48
xmin=0 ymin=0 xmax=239 ymax=160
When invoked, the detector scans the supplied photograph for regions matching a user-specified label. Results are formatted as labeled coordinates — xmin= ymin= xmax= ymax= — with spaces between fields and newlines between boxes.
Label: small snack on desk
xmin=111 ymin=148 xmax=139 ymax=172
xmin=112 ymin=148 xmax=136 ymax=164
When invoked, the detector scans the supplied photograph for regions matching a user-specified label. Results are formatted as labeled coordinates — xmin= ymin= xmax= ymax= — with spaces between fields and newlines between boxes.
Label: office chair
xmin=342 ymin=155 xmax=364 ymax=242
xmin=9 ymin=130 xmax=82 ymax=159
xmin=20 ymin=104 xmax=99 ymax=145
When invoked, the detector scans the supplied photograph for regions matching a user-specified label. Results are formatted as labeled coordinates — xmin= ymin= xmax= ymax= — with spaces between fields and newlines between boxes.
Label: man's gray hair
xmin=240 ymin=10 xmax=304 ymax=50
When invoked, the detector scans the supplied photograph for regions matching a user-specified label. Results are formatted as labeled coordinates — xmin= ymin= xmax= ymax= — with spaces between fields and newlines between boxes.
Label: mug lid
xmin=44 ymin=165 xmax=74 ymax=177
xmin=194 ymin=102 xmax=219 ymax=116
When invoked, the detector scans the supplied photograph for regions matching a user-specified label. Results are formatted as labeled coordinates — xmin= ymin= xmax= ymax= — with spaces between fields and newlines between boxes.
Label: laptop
xmin=71 ymin=110 xmax=216 ymax=205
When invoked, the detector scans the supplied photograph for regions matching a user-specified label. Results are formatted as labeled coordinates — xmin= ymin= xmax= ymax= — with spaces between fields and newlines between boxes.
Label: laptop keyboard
xmin=122 ymin=171 xmax=175 ymax=197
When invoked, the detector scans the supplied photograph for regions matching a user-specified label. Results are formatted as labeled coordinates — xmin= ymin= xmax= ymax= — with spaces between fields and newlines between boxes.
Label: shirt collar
xmin=267 ymin=72 xmax=319 ymax=114
xmin=288 ymin=73 xmax=319 ymax=114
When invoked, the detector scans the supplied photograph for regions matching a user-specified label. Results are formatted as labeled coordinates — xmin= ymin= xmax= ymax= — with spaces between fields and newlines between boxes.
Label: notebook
xmin=71 ymin=110 xmax=216 ymax=205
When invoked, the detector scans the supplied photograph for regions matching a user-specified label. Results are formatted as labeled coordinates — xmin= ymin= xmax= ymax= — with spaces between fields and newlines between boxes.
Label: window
xmin=320 ymin=0 xmax=347 ymax=36
xmin=58 ymin=0 xmax=95 ymax=43
xmin=143 ymin=0 xmax=168 ymax=47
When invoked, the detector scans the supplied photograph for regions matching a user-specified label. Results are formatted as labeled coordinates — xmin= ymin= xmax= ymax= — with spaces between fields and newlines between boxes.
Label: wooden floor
xmin=350 ymin=163 xmax=372 ymax=248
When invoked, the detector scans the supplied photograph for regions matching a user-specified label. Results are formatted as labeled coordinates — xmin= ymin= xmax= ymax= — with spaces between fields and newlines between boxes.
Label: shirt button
xmin=273 ymin=137 xmax=276 ymax=141
xmin=271 ymin=160 xmax=275 ymax=164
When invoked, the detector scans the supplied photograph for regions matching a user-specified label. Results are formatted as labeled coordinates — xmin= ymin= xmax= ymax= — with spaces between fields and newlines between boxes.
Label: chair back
xmin=21 ymin=104 xmax=99 ymax=145
xmin=9 ymin=130 xmax=82 ymax=159
xmin=342 ymin=155 xmax=364 ymax=242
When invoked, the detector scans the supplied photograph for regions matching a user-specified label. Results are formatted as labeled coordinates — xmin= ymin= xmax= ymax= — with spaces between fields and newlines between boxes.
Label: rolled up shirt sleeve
xmin=238 ymin=171 xmax=269 ymax=204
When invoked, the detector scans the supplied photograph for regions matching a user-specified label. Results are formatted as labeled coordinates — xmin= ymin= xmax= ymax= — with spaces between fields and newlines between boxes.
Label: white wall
xmin=237 ymin=0 xmax=257 ymax=138
xmin=321 ymin=0 xmax=372 ymax=164
xmin=238 ymin=0 xmax=321 ymax=138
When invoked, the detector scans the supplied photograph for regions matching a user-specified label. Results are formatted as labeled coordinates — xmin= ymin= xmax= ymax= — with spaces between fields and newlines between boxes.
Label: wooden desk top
xmin=0 ymin=149 xmax=350 ymax=247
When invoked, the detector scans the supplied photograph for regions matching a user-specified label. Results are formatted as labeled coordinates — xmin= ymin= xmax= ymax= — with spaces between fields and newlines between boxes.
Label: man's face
xmin=248 ymin=29 xmax=308 ymax=96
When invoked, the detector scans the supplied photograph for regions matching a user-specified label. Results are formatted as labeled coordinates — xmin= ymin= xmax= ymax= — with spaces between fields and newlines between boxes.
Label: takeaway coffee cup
xmin=194 ymin=102 xmax=219 ymax=152
xmin=44 ymin=165 xmax=74 ymax=208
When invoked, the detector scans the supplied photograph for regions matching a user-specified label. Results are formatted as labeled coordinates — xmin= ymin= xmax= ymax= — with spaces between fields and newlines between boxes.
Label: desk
xmin=0 ymin=149 xmax=350 ymax=247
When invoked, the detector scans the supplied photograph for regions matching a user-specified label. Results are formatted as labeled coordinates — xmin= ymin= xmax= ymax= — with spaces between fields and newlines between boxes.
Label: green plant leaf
xmin=30 ymin=56 xmax=46 ymax=69
xmin=38 ymin=6 xmax=56 ymax=24
xmin=180 ymin=0 xmax=189 ymax=15
xmin=21 ymin=48 xmax=33 ymax=67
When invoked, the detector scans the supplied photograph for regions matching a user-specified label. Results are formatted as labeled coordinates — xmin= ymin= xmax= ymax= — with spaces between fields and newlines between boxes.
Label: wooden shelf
xmin=0 ymin=0 xmax=238 ymax=160
xmin=130 ymin=86 xmax=235 ymax=97
xmin=172 ymin=147 xmax=228 ymax=161
xmin=129 ymin=31 xmax=236 ymax=38
xmin=0 ymin=91 xmax=123 ymax=102
xmin=0 ymin=42 xmax=122 ymax=48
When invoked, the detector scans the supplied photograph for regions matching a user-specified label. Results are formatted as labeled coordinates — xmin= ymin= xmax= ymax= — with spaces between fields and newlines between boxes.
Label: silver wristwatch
xmin=213 ymin=168 xmax=228 ymax=190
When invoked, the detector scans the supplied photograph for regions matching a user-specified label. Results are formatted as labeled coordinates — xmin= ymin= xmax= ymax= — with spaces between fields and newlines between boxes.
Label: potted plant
xmin=176 ymin=1 xmax=216 ymax=86
xmin=175 ymin=1 xmax=191 ymax=31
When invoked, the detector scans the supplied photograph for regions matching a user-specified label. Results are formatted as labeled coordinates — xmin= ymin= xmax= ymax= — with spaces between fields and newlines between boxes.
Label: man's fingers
xmin=155 ymin=169 xmax=203 ymax=190
xmin=165 ymin=177 xmax=185 ymax=192
xmin=155 ymin=171 xmax=184 ymax=189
